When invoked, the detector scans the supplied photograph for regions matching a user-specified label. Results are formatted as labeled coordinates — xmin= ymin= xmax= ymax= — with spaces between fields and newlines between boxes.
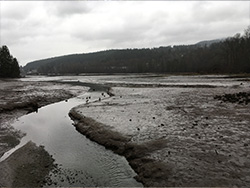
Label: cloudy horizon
xmin=0 ymin=1 xmax=249 ymax=66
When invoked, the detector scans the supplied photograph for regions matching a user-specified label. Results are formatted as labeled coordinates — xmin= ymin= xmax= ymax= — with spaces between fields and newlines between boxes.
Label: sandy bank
xmin=69 ymin=84 xmax=250 ymax=187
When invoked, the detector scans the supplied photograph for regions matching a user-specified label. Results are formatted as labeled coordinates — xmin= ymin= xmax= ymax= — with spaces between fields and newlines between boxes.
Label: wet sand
xmin=69 ymin=81 xmax=250 ymax=187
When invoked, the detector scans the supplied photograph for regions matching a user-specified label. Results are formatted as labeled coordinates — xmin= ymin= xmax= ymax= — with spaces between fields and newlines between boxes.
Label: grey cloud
xmin=191 ymin=2 xmax=248 ymax=24
xmin=1 ymin=2 xmax=32 ymax=21
xmin=46 ymin=1 xmax=91 ymax=17
xmin=1 ymin=1 xmax=249 ymax=66
xmin=71 ymin=7 xmax=170 ymax=48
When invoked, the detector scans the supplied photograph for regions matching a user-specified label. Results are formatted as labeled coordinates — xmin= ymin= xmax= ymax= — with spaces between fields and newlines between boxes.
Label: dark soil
xmin=214 ymin=91 xmax=250 ymax=105
xmin=0 ymin=141 xmax=55 ymax=187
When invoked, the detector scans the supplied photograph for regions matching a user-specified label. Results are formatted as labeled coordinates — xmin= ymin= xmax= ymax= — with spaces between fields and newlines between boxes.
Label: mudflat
xmin=69 ymin=76 xmax=250 ymax=187
xmin=0 ymin=141 xmax=54 ymax=187
xmin=1 ymin=75 xmax=250 ymax=187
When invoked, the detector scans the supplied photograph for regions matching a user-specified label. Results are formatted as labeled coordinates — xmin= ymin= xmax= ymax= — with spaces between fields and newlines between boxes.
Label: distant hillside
xmin=24 ymin=35 xmax=250 ymax=74
xmin=195 ymin=38 xmax=226 ymax=47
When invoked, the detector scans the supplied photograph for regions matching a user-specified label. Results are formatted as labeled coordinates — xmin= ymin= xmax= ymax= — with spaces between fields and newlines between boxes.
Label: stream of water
xmin=1 ymin=92 xmax=142 ymax=187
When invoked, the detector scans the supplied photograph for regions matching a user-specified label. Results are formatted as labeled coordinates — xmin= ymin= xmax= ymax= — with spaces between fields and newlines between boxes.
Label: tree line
xmin=0 ymin=45 xmax=20 ymax=78
xmin=24 ymin=26 xmax=250 ymax=74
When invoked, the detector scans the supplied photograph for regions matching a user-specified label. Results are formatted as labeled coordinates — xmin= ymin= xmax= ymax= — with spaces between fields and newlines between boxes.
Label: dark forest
xmin=0 ymin=45 xmax=20 ymax=78
xmin=24 ymin=26 xmax=250 ymax=75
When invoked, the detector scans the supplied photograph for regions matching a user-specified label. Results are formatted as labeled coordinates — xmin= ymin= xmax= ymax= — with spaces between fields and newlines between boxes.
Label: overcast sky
xmin=0 ymin=1 xmax=249 ymax=66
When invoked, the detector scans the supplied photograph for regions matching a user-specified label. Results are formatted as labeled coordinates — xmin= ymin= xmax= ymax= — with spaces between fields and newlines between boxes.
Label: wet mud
xmin=69 ymin=110 xmax=170 ymax=186
xmin=214 ymin=91 xmax=250 ymax=105
xmin=0 ymin=79 xmax=84 ymax=158
xmin=0 ymin=79 xmax=85 ymax=186
xmin=0 ymin=141 xmax=54 ymax=187
xmin=1 ymin=75 xmax=250 ymax=187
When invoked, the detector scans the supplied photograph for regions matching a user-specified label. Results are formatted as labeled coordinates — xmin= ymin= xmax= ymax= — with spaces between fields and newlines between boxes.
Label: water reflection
xmin=2 ymin=94 xmax=142 ymax=187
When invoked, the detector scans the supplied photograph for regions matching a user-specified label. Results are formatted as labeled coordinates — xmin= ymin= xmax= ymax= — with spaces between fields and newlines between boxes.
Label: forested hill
xmin=24 ymin=28 xmax=250 ymax=74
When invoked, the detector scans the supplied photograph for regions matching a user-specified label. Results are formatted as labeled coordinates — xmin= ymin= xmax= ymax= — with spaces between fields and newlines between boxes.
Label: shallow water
xmin=1 ymin=93 xmax=142 ymax=187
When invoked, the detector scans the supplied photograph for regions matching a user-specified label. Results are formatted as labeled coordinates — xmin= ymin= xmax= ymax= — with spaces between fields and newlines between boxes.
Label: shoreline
xmin=69 ymin=109 xmax=170 ymax=186
xmin=69 ymin=83 xmax=250 ymax=187
xmin=1 ymin=75 xmax=250 ymax=187
xmin=0 ymin=79 xmax=87 ymax=186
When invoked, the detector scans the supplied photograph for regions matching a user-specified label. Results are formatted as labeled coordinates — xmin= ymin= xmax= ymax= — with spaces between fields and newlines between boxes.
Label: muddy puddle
xmin=0 ymin=93 xmax=142 ymax=187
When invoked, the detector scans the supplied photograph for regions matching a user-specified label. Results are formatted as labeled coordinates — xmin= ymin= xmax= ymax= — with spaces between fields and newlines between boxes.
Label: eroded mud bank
xmin=69 ymin=109 xmax=172 ymax=186
xmin=69 ymin=82 xmax=250 ymax=187
xmin=0 ymin=79 xmax=87 ymax=187
xmin=0 ymin=141 xmax=54 ymax=187
xmin=0 ymin=79 xmax=142 ymax=187
xmin=1 ymin=75 xmax=250 ymax=187
xmin=0 ymin=79 xmax=85 ymax=158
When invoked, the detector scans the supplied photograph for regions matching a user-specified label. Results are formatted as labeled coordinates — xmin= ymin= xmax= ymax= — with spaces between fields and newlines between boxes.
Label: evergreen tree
xmin=24 ymin=26 xmax=250 ymax=74
xmin=0 ymin=45 xmax=20 ymax=78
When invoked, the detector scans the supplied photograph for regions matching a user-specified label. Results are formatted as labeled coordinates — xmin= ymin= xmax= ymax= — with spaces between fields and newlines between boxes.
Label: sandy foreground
xmin=69 ymin=80 xmax=250 ymax=187
xmin=0 ymin=75 xmax=250 ymax=187
xmin=0 ymin=79 xmax=85 ymax=186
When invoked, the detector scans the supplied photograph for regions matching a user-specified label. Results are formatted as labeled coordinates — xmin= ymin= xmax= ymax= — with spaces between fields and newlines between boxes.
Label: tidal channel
xmin=1 ymin=92 xmax=142 ymax=187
